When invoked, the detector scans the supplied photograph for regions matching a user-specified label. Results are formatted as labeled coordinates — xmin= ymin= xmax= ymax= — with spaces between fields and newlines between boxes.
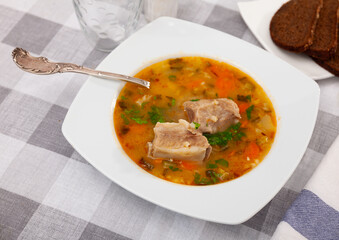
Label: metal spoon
xmin=12 ymin=48 xmax=150 ymax=89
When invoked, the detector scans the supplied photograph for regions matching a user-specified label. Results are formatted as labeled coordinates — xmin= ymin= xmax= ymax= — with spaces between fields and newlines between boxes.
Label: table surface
xmin=0 ymin=0 xmax=338 ymax=239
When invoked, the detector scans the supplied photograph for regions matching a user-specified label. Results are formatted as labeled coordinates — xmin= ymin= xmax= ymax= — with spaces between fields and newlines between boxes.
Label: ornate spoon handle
xmin=12 ymin=48 xmax=150 ymax=89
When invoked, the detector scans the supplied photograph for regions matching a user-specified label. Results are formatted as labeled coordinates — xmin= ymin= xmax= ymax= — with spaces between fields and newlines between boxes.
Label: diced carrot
xmin=228 ymin=150 xmax=236 ymax=157
xmin=211 ymin=65 xmax=237 ymax=98
xmin=238 ymin=102 xmax=250 ymax=114
xmin=210 ymin=64 xmax=230 ymax=78
xmin=181 ymin=161 xmax=198 ymax=170
xmin=185 ymin=79 xmax=203 ymax=89
xmin=241 ymin=120 xmax=249 ymax=128
xmin=244 ymin=141 xmax=260 ymax=160
xmin=215 ymin=77 xmax=236 ymax=98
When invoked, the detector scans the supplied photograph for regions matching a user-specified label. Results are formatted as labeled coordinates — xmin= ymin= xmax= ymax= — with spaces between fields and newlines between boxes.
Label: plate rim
xmin=62 ymin=16 xmax=320 ymax=224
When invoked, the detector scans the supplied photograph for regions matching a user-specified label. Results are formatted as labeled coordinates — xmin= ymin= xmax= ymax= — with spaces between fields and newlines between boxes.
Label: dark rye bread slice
xmin=270 ymin=0 xmax=323 ymax=52
xmin=306 ymin=0 xmax=339 ymax=60
xmin=313 ymin=32 xmax=339 ymax=76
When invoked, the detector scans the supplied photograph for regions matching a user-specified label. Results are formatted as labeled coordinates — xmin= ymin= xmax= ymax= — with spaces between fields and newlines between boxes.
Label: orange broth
xmin=113 ymin=57 xmax=276 ymax=185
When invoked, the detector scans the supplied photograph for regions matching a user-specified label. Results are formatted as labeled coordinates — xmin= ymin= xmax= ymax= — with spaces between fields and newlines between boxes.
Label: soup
xmin=113 ymin=57 xmax=276 ymax=185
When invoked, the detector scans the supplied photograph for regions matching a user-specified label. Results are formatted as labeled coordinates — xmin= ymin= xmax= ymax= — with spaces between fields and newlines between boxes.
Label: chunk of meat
xmin=183 ymin=98 xmax=241 ymax=134
xmin=147 ymin=119 xmax=211 ymax=161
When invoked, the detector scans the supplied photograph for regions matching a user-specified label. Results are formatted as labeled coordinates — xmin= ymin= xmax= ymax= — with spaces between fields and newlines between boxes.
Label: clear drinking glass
xmin=73 ymin=0 xmax=143 ymax=52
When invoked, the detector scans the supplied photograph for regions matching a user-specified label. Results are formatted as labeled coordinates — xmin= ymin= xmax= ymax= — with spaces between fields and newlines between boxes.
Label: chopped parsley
xmin=246 ymin=105 xmax=254 ymax=120
xmin=141 ymin=102 xmax=148 ymax=109
xmin=122 ymin=106 xmax=148 ymax=124
xmin=203 ymin=122 xmax=245 ymax=146
xmin=193 ymin=173 xmax=211 ymax=185
xmin=168 ymin=75 xmax=177 ymax=81
xmin=190 ymin=99 xmax=200 ymax=101
xmin=211 ymin=175 xmax=218 ymax=184
xmin=165 ymin=96 xmax=176 ymax=107
xmin=121 ymin=113 xmax=130 ymax=125
xmin=193 ymin=172 xmax=201 ymax=184
xmin=121 ymin=95 xmax=127 ymax=100
xmin=148 ymin=106 xmax=165 ymax=124
xmin=124 ymin=108 xmax=140 ymax=115
xmin=206 ymin=163 xmax=218 ymax=169
xmin=163 ymin=160 xmax=181 ymax=172
xmin=204 ymin=131 xmax=232 ymax=146
xmin=205 ymin=170 xmax=222 ymax=184
xmin=169 ymin=166 xmax=180 ymax=172
xmin=215 ymin=158 xmax=229 ymax=167
xmin=237 ymin=95 xmax=251 ymax=102
xmin=171 ymin=98 xmax=176 ymax=106
xmin=193 ymin=122 xmax=200 ymax=129
xmin=130 ymin=117 xmax=148 ymax=124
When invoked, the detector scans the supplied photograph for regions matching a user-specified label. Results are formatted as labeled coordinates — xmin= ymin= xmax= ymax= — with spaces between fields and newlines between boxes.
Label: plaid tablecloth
xmin=0 ymin=0 xmax=338 ymax=239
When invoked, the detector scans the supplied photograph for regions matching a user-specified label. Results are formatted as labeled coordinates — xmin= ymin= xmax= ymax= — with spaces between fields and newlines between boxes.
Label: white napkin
xmin=272 ymin=135 xmax=339 ymax=240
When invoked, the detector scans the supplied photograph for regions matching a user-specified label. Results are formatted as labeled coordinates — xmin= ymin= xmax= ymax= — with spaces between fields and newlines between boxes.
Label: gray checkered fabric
xmin=0 ymin=0 xmax=338 ymax=239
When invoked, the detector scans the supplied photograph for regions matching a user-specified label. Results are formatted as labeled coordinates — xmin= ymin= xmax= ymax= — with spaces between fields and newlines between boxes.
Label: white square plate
xmin=62 ymin=17 xmax=319 ymax=224
xmin=238 ymin=0 xmax=333 ymax=80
